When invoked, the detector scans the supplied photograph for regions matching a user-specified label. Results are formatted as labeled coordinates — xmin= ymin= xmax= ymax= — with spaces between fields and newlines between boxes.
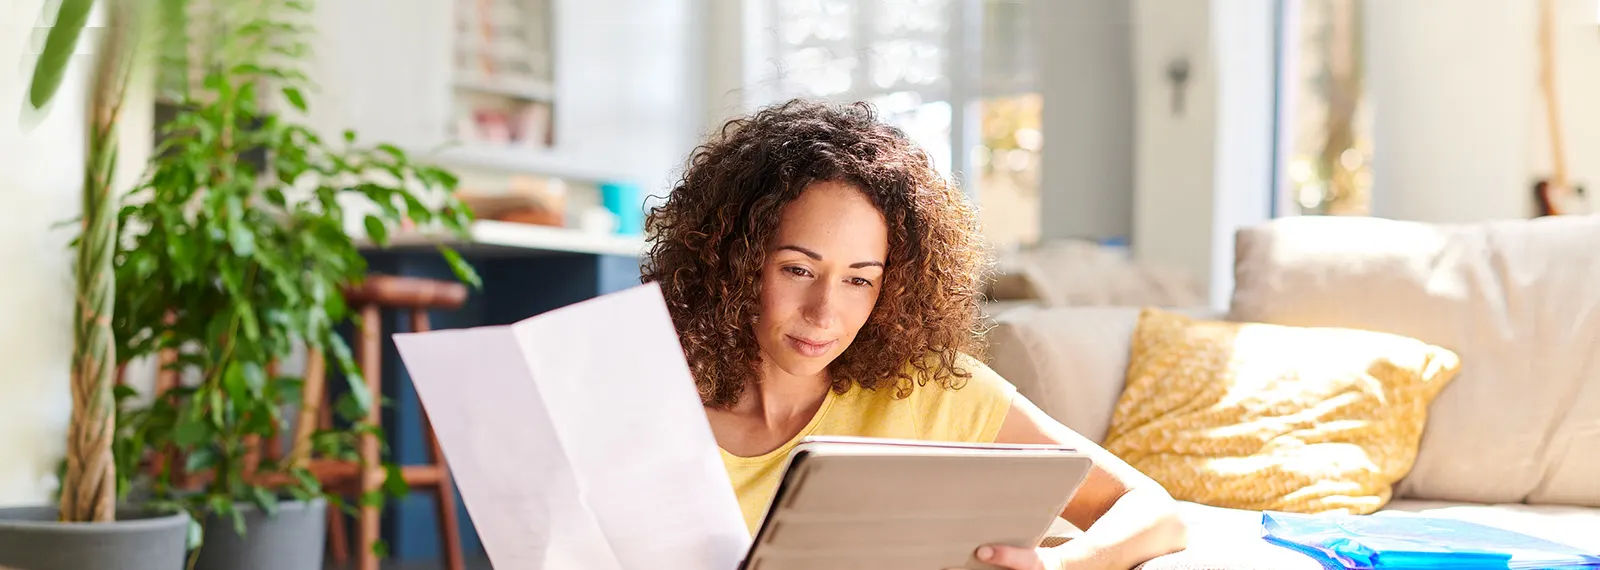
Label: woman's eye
xmin=849 ymin=277 xmax=874 ymax=287
xmin=784 ymin=266 xmax=813 ymax=278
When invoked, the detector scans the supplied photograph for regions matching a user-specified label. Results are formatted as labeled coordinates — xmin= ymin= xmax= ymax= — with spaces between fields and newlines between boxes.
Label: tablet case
xmin=738 ymin=437 xmax=1093 ymax=570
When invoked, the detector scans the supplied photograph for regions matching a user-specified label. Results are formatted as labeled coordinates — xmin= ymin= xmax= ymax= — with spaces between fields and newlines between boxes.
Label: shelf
xmin=409 ymin=145 xmax=631 ymax=183
xmin=454 ymin=76 xmax=554 ymax=101
xmin=372 ymin=220 xmax=647 ymax=258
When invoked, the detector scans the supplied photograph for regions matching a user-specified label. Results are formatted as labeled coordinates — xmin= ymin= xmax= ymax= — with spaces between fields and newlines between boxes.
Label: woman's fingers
xmin=973 ymin=544 xmax=1048 ymax=570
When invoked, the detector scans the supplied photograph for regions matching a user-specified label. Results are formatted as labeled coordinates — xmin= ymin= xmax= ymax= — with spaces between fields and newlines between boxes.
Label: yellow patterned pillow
xmin=1104 ymin=308 xmax=1461 ymax=514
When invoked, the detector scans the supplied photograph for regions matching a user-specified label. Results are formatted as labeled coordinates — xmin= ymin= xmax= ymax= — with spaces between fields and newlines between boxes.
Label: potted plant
xmin=109 ymin=0 xmax=478 ymax=569
xmin=0 ymin=1 xmax=193 ymax=568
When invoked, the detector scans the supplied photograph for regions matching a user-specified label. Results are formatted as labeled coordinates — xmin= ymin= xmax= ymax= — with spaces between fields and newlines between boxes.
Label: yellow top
xmin=720 ymin=354 xmax=1018 ymax=534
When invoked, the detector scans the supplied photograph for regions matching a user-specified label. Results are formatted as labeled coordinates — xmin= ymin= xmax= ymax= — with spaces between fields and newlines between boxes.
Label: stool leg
xmin=358 ymin=304 xmax=382 ymax=570
xmin=322 ymin=397 xmax=351 ymax=566
xmin=412 ymin=309 xmax=465 ymax=570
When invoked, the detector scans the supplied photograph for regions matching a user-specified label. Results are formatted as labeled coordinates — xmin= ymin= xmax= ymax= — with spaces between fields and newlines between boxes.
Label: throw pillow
xmin=1104 ymin=308 xmax=1461 ymax=514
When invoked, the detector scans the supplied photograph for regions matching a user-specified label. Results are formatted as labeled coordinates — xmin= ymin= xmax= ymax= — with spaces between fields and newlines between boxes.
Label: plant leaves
xmin=184 ymin=446 xmax=217 ymax=473
xmin=437 ymin=246 xmax=481 ymax=289
xmin=174 ymin=413 xmax=207 ymax=447
xmin=251 ymin=486 xmax=279 ymax=517
xmin=382 ymin=462 xmax=408 ymax=497
xmin=28 ymin=0 xmax=95 ymax=109
xmin=363 ymin=215 xmax=388 ymax=246
xmin=187 ymin=518 xmax=205 ymax=551
xmin=283 ymin=87 xmax=307 ymax=112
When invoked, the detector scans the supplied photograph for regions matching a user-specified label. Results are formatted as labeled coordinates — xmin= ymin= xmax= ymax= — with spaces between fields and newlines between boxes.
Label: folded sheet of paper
xmin=393 ymin=283 xmax=751 ymax=570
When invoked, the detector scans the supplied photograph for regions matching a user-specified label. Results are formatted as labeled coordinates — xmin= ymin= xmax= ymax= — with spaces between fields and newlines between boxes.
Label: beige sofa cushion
xmin=985 ymin=306 xmax=1223 ymax=443
xmin=985 ymin=306 xmax=1147 ymax=443
xmin=1230 ymin=215 xmax=1600 ymax=507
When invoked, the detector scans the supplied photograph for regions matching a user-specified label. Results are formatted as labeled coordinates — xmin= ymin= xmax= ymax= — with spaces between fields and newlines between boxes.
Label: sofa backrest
xmin=985 ymin=306 xmax=1222 ymax=444
xmin=1230 ymin=215 xmax=1600 ymax=507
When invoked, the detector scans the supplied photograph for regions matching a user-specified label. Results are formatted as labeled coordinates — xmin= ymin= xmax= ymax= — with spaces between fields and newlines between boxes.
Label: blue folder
xmin=1261 ymin=511 xmax=1600 ymax=569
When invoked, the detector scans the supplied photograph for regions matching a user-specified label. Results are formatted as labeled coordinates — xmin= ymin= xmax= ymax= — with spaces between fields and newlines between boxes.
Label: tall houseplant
xmin=0 ymin=1 xmax=192 ymax=569
xmin=110 ymin=0 xmax=477 ymax=568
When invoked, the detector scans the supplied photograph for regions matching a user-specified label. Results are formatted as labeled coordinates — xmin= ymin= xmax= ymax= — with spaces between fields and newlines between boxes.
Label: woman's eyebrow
xmin=776 ymin=244 xmax=883 ymax=269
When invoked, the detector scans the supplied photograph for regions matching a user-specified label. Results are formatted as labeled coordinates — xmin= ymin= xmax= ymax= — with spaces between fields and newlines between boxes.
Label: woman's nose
xmin=801 ymin=282 xmax=839 ymax=329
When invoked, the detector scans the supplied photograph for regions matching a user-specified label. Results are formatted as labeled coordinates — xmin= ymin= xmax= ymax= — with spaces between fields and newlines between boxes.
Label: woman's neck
xmin=735 ymin=358 xmax=831 ymax=429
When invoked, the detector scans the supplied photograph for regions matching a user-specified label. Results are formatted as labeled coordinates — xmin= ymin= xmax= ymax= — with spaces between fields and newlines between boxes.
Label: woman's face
xmin=756 ymin=180 xmax=889 ymax=381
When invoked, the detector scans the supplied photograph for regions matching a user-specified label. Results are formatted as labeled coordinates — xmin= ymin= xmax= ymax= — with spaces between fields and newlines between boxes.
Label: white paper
xmin=393 ymin=283 xmax=750 ymax=570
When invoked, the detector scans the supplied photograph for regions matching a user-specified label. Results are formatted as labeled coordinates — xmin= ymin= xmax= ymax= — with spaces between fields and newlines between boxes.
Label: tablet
xmin=737 ymin=436 xmax=1094 ymax=570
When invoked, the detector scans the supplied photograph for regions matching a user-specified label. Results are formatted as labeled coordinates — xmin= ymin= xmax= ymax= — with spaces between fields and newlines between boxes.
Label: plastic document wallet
xmin=737 ymin=436 xmax=1093 ymax=570
xmin=1261 ymin=510 xmax=1600 ymax=569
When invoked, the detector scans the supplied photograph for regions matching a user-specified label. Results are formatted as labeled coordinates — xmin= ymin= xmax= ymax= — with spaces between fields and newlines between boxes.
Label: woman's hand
xmin=971 ymin=544 xmax=1062 ymax=570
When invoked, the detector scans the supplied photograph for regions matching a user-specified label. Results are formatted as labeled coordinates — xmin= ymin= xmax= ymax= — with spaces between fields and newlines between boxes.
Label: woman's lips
xmin=785 ymin=335 xmax=836 ymax=358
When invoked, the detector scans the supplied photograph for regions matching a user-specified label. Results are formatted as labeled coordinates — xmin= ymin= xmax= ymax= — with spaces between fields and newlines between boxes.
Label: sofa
xmin=985 ymin=214 xmax=1600 ymax=568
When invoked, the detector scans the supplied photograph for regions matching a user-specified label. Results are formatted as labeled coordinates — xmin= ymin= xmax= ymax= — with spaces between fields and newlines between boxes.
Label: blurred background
xmin=3 ymin=0 xmax=1599 ymax=568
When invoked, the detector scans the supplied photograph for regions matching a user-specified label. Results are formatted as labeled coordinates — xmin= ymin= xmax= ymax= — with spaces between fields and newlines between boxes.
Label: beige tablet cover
xmin=739 ymin=438 xmax=1093 ymax=570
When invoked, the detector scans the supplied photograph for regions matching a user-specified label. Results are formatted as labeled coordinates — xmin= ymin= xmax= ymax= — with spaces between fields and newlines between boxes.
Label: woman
xmin=642 ymin=99 xmax=1187 ymax=570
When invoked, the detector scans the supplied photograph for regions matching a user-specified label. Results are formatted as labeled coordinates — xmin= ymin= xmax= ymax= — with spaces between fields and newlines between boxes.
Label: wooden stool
xmin=318 ymin=275 xmax=469 ymax=570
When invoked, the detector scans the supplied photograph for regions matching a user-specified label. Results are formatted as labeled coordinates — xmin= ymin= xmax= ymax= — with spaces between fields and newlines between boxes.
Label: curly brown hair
xmin=642 ymin=99 xmax=991 ymax=409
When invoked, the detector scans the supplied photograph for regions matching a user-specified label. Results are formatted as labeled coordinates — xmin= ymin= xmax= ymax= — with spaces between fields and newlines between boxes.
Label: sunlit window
xmin=1280 ymin=0 xmax=1371 ymax=216
xmin=756 ymin=0 xmax=1042 ymax=251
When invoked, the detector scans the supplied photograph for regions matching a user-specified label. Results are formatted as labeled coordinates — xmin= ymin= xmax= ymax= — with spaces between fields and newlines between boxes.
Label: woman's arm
xmin=977 ymin=395 xmax=1188 ymax=570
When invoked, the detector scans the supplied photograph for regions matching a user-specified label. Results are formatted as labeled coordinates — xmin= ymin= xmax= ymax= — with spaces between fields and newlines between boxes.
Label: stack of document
xmin=1261 ymin=511 xmax=1600 ymax=569
xmin=393 ymin=284 xmax=751 ymax=570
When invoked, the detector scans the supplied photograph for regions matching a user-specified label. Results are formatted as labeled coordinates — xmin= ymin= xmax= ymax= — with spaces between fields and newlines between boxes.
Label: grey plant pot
xmin=0 ymin=505 xmax=191 ymax=570
xmin=192 ymin=496 xmax=327 ymax=570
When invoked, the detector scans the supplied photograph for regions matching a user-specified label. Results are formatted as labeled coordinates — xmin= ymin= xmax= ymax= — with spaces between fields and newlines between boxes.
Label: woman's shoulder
xmin=900 ymin=351 xmax=1018 ymax=442
xmin=900 ymin=351 xmax=1014 ymax=391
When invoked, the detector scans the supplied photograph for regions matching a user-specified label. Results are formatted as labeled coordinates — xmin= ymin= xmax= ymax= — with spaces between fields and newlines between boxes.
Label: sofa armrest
xmin=985 ymin=306 xmax=1221 ymax=443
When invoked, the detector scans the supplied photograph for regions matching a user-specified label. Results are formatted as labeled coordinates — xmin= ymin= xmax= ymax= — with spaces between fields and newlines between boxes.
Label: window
xmin=757 ymin=0 xmax=957 ymax=175
xmin=1276 ymin=0 xmax=1371 ymax=216
xmin=748 ymin=0 xmax=1043 ymax=250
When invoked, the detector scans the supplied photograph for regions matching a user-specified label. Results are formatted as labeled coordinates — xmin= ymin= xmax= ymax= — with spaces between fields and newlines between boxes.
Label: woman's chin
xmin=771 ymin=352 xmax=835 ymax=379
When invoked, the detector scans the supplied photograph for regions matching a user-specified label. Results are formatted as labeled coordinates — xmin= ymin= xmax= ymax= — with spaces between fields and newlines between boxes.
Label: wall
xmin=1036 ymin=0 xmax=1135 ymax=242
xmin=1365 ymin=0 xmax=1537 ymax=221
xmin=1129 ymin=0 xmax=1274 ymax=309
xmin=1532 ymin=0 xmax=1600 ymax=212
xmin=1 ymin=0 xmax=87 ymax=507
xmin=1366 ymin=0 xmax=1600 ymax=222
xmin=1 ymin=0 xmax=158 ymax=508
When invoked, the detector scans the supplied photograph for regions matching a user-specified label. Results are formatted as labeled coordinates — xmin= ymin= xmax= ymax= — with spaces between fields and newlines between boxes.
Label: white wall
xmin=1 ymin=0 xmax=158 ymax=507
xmin=1036 ymin=0 xmax=1135 ymax=242
xmin=1366 ymin=0 xmax=1600 ymax=222
xmin=1130 ymin=0 xmax=1274 ymax=309
xmin=1366 ymin=0 xmax=1537 ymax=222
xmin=1 ymin=0 xmax=87 ymax=507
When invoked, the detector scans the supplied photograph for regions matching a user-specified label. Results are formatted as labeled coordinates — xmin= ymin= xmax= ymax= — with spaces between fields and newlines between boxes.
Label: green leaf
xmin=242 ymin=362 xmax=266 ymax=393
xmin=27 ymin=0 xmax=94 ymax=109
xmin=360 ymin=490 xmax=385 ymax=508
xmin=283 ymin=87 xmax=307 ymax=112
xmin=363 ymin=215 xmax=389 ymax=246
xmin=208 ymin=388 xmax=224 ymax=427
xmin=343 ymin=130 xmax=356 ymax=144
xmin=371 ymin=539 xmax=390 ymax=559
xmin=382 ymin=463 xmax=408 ymax=497
xmin=184 ymin=446 xmax=217 ymax=473
xmin=223 ymin=363 xmax=245 ymax=403
xmin=174 ymin=413 xmax=207 ymax=447
xmin=251 ymin=487 xmax=279 ymax=517
xmin=437 ymin=246 xmax=481 ymax=289
xmin=113 ymin=385 xmax=139 ymax=402
xmin=266 ymin=188 xmax=288 ymax=208
xmin=187 ymin=518 xmax=205 ymax=551
xmin=427 ymin=167 xmax=460 ymax=190
xmin=376 ymin=143 xmax=405 ymax=159
xmin=336 ymin=393 xmax=367 ymax=423
xmin=292 ymin=468 xmax=323 ymax=495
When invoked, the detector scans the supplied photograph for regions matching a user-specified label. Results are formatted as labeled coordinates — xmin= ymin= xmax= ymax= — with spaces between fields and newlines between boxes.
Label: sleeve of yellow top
xmin=912 ymin=353 xmax=1018 ymax=443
